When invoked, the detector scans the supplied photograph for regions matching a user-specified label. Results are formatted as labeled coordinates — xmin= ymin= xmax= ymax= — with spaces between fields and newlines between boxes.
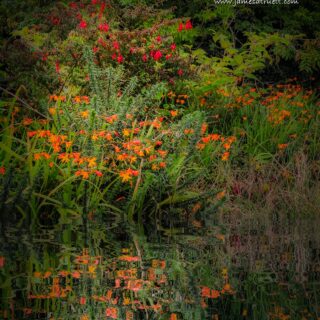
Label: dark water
xmin=0 ymin=208 xmax=319 ymax=319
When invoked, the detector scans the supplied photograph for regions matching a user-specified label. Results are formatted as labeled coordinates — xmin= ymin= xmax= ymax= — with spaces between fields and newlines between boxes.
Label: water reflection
xmin=0 ymin=208 xmax=319 ymax=319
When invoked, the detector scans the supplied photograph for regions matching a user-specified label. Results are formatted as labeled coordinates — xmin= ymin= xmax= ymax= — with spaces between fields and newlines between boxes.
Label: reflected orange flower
xmin=72 ymin=271 xmax=81 ymax=279
xmin=80 ymin=297 xmax=86 ymax=305
xmin=278 ymin=143 xmax=288 ymax=150
xmin=118 ymin=255 xmax=140 ymax=262
xmin=170 ymin=313 xmax=177 ymax=320
xmin=105 ymin=307 xmax=118 ymax=319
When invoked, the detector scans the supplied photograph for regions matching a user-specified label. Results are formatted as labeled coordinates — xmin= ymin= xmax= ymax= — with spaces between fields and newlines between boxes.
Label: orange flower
xmin=65 ymin=141 xmax=72 ymax=148
xmin=105 ymin=114 xmax=118 ymax=123
xmin=221 ymin=283 xmax=234 ymax=294
xmin=201 ymin=136 xmax=211 ymax=144
xmin=82 ymin=96 xmax=90 ymax=104
xmin=87 ymin=157 xmax=97 ymax=168
xmin=184 ymin=128 xmax=194 ymax=134
xmin=58 ymin=270 xmax=70 ymax=277
xmin=223 ymin=143 xmax=231 ymax=150
xmin=122 ymin=128 xmax=131 ymax=137
xmin=22 ymin=118 xmax=33 ymax=125
xmin=72 ymin=271 xmax=81 ymax=279
xmin=210 ymin=134 xmax=220 ymax=141
xmin=278 ymin=143 xmax=288 ymax=150
xmin=74 ymin=96 xmax=81 ymax=103
xmin=126 ymin=310 xmax=134 ymax=320
xmin=49 ymin=107 xmax=56 ymax=115
xmin=58 ymin=153 xmax=70 ymax=163
xmin=210 ymin=290 xmax=220 ymax=299
xmin=201 ymin=286 xmax=211 ymax=298
xmin=80 ymin=110 xmax=89 ymax=118
xmin=75 ymin=170 xmax=90 ymax=179
xmin=126 ymin=279 xmax=143 ymax=292
xmin=27 ymin=131 xmax=37 ymax=138
xmin=152 ymin=164 xmax=159 ymax=170
xmin=170 ymin=110 xmax=178 ymax=117
xmin=119 ymin=168 xmax=139 ymax=182
xmin=221 ymin=152 xmax=230 ymax=161
xmin=159 ymin=161 xmax=166 ymax=168
xmin=34 ymin=153 xmax=50 ymax=160
xmin=216 ymin=190 xmax=226 ymax=200
xmin=196 ymin=143 xmax=206 ymax=150
xmin=157 ymin=150 xmax=167 ymax=157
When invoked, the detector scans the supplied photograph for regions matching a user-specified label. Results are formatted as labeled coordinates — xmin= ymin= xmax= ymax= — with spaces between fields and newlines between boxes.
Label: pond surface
xmin=0 ymin=208 xmax=319 ymax=319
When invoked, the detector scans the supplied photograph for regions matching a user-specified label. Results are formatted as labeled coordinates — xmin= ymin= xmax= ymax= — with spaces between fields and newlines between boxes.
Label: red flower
xmin=156 ymin=35 xmax=162 ymax=43
xmin=170 ymin=43 xmax=176 ymax=51
xmin=153 ymin=50 xmax=162 ymax=61
xmin=117 ymin=54 xmax=124 ymax=63
xmin=94 ymin=170 xmax=103 ymax=177
xmin=42 ymin=53 xmax=48 ymax=61
xmin=79 ymin=20 xmax=87 ymax=29
xmin=111 ymin=53 xmax=117 ymax=60
xmin=177 ymin=69 xmax=183 ymax=76
xmin=165 ymin=54 xmax=172 ymax=60
xmin=142 ymin=54 xmax=148 ymax=62
xmin=69 ymin=2 xmax=77 ymax=9
xmin=99 ymin=2 xmax=106 ymax=19
xmin=92 ymin=0 xmax=99 ymax=4
xmin=98 ymin=37 xmax=107 ymax=47
xmin=113 ymin=41 xmax=120 ymax=51
xmin=98 ymin=22 xmax=109 ymax=32
xmin=0 ymin=166 xmax=5 ymax=175
xmin=178 ymin=22 xmax=184 ymax=32
xmin=50 ymin=16 xmax=60 ymax=25
xmin=185 ymin=20 xmax=193 ymax=30
xmin=55 ymin=61 xmax=60 ymax=73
